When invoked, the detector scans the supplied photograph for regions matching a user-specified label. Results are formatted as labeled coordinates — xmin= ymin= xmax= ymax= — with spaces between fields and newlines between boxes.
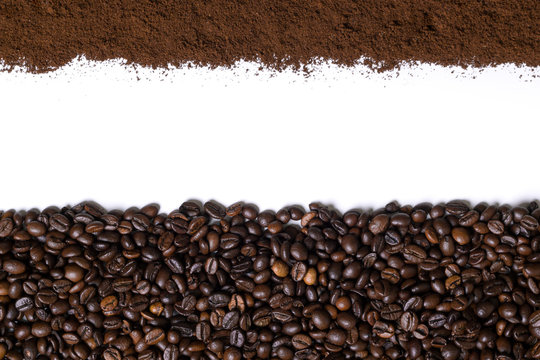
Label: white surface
xmin=0 ymin=59 xmax=539 ymax=213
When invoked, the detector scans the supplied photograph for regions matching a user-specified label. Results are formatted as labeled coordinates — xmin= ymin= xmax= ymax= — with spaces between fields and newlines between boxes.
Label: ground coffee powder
xmin=0 ymin=0 xmax=538 ymax=72
xmin=1 ymin=200 xmax=540 ymax=359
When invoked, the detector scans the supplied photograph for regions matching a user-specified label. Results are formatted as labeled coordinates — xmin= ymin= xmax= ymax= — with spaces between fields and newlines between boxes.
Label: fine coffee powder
xmin=1 ymin=200 xmax=540 ymax=359
xmin=0 ymin=1 xmax=538 ymax=72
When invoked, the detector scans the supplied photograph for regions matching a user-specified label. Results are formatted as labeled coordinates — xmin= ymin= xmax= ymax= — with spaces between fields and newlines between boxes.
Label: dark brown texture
xmin=0 ymin=0 xmax=538 ymax=72
xmin=1 ymin=200 xmax=540 ymax=359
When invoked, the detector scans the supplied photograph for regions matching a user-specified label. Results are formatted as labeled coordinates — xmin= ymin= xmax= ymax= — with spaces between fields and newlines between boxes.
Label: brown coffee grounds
xmin=0 ymin=0 xmax=538 ymax=73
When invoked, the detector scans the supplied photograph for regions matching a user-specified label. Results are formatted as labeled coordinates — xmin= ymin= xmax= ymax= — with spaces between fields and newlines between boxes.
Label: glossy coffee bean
xmin=0 ymin=200 xmax=537 ymax=359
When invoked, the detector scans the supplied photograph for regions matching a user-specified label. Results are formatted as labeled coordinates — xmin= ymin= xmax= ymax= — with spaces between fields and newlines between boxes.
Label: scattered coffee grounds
xmin=0 ymin=1 xmax=538 ymax=72
xmin=1 ymin=200 xmax=540 ymax=359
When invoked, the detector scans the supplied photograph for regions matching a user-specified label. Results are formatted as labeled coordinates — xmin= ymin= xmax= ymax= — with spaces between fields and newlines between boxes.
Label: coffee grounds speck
xmin=1 ymin=200 xmax=540 ymax=359
xmin=0 ymin=1 xmax=538 ymax=73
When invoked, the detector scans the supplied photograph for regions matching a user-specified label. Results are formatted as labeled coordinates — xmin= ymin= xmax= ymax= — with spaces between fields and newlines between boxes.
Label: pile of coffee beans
xmin=0 ymin=200 xmax=540 ymax=360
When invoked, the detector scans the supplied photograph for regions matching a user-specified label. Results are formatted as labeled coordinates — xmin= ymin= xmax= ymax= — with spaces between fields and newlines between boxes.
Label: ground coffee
xmin=0 ymin=200 xmax=540 ymax=359
xmin=0 ymin=1 xmax=538 ymax=72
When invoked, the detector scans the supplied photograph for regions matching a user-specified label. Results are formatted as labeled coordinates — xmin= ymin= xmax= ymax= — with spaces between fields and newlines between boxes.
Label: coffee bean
xmin=204 ymin=257 xmax=218 ymax=274
xmin=311 ymin=309 xmax=331 ymax=330
xmin=451 ymin=227 xmax=470 ymax=245
xmin=158 ymin=232 xmax=174 ymax=252
xmin=441 ymin=344 xmax=460 ymax=360
xmin=50 ymin=213 xmax=71 ymax=232
xmin=15 ymin=297 xmax=34 ymax=312
xmin=369 ymin=214 xmax=389 ymax=235
xmin=381 ymin=304 xmax=402 ymax=321
xmin=399 ymin=311 xmax=418 ymax=332
xmin=229 ymin=329 xmax=245 ymax=347
xmin=384 ymin=229 xmax=401 ymax=245
xmin=428 ymin=313 xmax=447 ymax=328
xmin=222 ymin=310 xmax=240 ymax=329
xmin=31 ymin=322 xmax=51 ymax=337
xmin=413 ymin=324 xmax=429 ymax=339
xmin=403 ymin=244 xmax=427 ymax=264
xmin=326 ymin=328 xmax=346 ymax=346
xmin=195 ymin=321 xmax=211 ymax=341
xmin=487 ymin=220 xmax=505 ymax=235
xmin=336 ymin=312 xmax=356 ymax=330
xmin=102 ymin=346 xmax=122 ymax=360
xmin=524 ymin=263 xmax=540 ymax=280
xmin=290 ymin=242 xmax=308 ymax=261
xmin=521 ymin=215 xmax=539 ymax=231
xmin=291 ymin=262 xmax=307 ymax=282
xmin=3 ymin=259 xmax=26 ymax=274
xmin=64 ymin=264 xmax=84 ymax=282
xmin=335 ymin=296 xmax=351 ymax=311
xmin=112 ymin=277 xmax=133 ymax=292
xmin=144 ymin=328 xmax=165 ymax=345
xmin=271 ymin=259 xmax=289 ymax=277
xmin=373 ymin=321 xmax=394 ymax=338
xmin=343 ymin=261 xmax=361 ymax=278
xmin=381 ymin=267 xmax=400 ymax=284
xmin=303 ymin=267 xmax=317 ymax=285
xmin=208 ymin=293 xmax=230 ymax=308
xmin=445 ymin=275 xmax=461 ymax=290
xmin=272 ymin=309 xmax=293 ymax=322
xmin=204 ymin=201 xmax=226 ymax=219
xmin=458 ymin=210 xmax=479 ymax=227
xmin=26 ymin=221 xmax=46 ymax=236
xmin=0 ymin=201 xmax=537 ymax=359
xmin=100 ymin=295 xmax=118 ymax=312
xmin=132 ymin=213 xmax=150 ymax=230
xmin=446 ymin=200 xmax=469 ymax=215
xmin=292 ymin=334 xmax=312 ymax=349
xmin=252 ymin=307 xmax=271 ymax=327
xmin=0 ymin=218 xmax=14 ymax=237
xmin=226 ymin=202 xmax=243 ymax=217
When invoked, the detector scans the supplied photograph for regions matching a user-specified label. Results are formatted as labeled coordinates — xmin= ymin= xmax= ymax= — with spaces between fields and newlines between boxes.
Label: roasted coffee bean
xmin=3 ymin=259 xmax=26 ymax=274
xmin=204 ymin=201 xmax=226 ymax=219
xmin=0 ymin=218 xmax=14 ymax=237
xmin=336 ymin=312 xmax=356 ymax=330
xmin=413 ymin=324 xmax=429 ymax=339
xmin=145 ymin=328 xmax=165 ymax=345
xmin=403 ymin=245 xmax=427 ymax=263
xmin=524 ymin=263 xmax=540 ymax=280
xmin=112 ymin=277 xmax=133 ymax=292
xmin=26 ymin=221 xmax=47 ymax=236
xmin=292 ymin=334 xmax=312 ymax=349
xmin=290 ymin=242 xmax=308 ymax=261
xmin=222 ymin=311 xmax=240 ymax=329
xmin=271 ymin=259 xmax=289 ymax=277
xmin=208 ymin=293 xmax=230 ymax=308
xmin=373 ymin=321 xmax=394 ymax=338
xmin=381 ymin=304 xmax=402 ymax=321
xmin=326 ymin=328 xmax=347 ymax=346
xmin=291 ymin=262 xmax=307 ymax=282
xmin=0 ymin=201 xmax=537 ymax=359
xmin=15 ymin=297 xmax=34 ymax=312
xmin=31 ymin=322 xmax=51 ymax=337
xmin=195 ymin=322 xmax=211 ymax=342
xmin=400 ymin=311 xmax=418 ymax=332
xmin=229 ymin=329 xmax=245 ymax=347
xmin=428 ymin=313 xmax=447 ymax=328
xmin=205 ymin=257 xmax=218 ymax=274
xmin=369 ymin=214 xmax=389 ymax=235
xmin=50 ymin=213 xmax=71 ymax=232
xmin=311 ymin=309 xmax=331 ymax=330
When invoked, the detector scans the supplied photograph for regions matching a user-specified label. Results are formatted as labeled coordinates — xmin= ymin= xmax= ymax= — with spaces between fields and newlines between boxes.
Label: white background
xmin=0 ymin=60 xmax=539 ymax=213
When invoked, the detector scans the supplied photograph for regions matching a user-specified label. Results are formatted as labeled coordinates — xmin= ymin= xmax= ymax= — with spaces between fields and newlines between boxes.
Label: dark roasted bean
xmin=0 ymin=201 xmax=536 ymax=359
xmin=204 ymin=201 xmax=226 ymax=219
